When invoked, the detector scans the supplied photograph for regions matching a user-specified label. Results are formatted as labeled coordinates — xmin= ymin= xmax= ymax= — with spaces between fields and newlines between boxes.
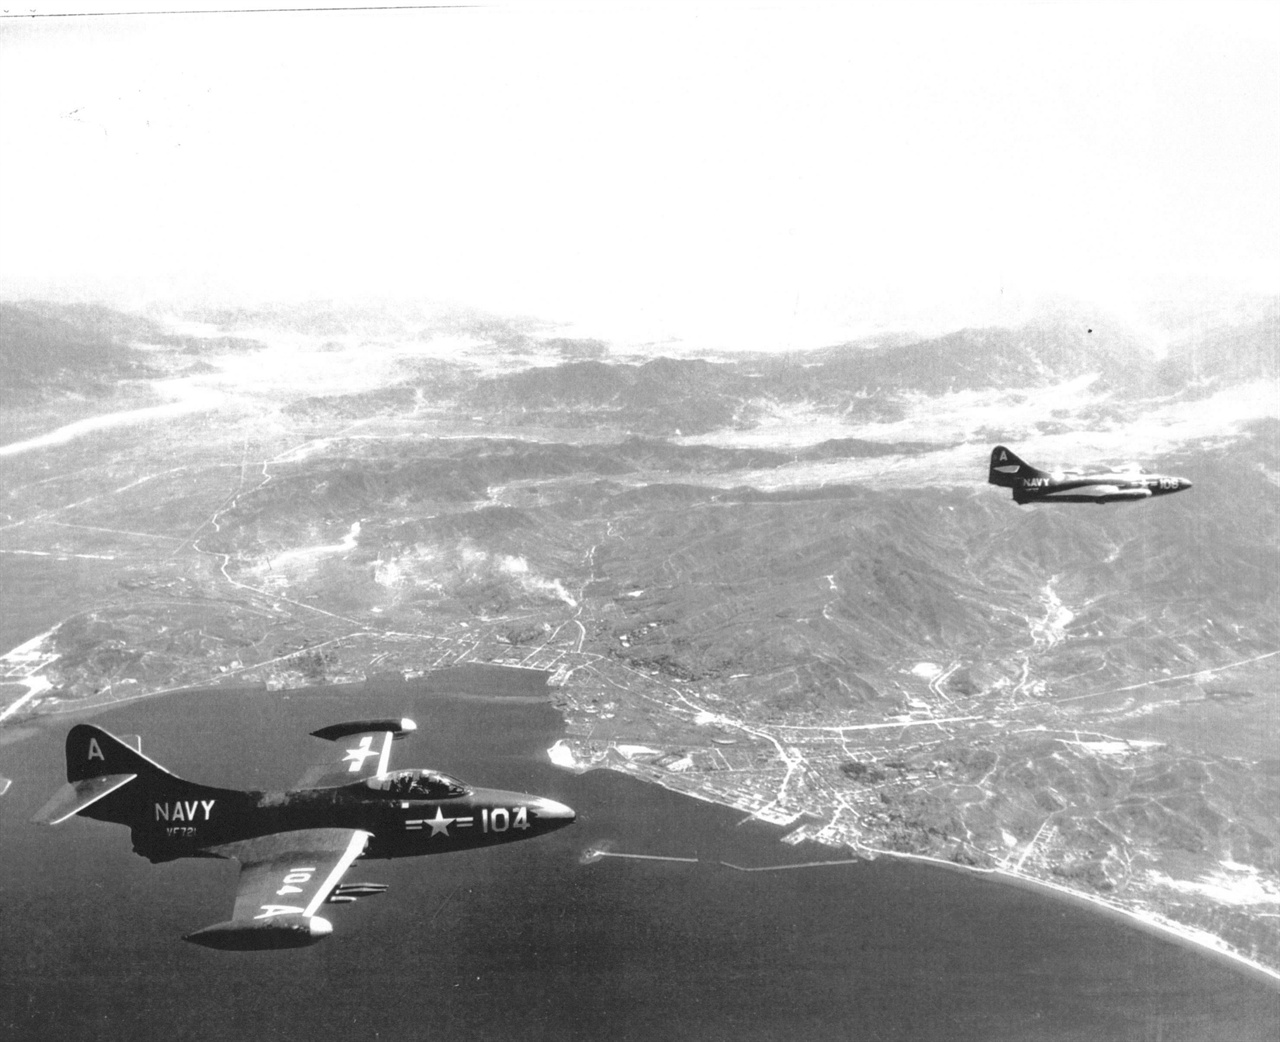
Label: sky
xmin=1 ymin=1 xmax=1277 ymax=348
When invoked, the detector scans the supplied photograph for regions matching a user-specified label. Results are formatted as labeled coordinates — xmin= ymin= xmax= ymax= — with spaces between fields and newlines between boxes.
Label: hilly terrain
xmin=0 ymin=302 xmax=161 ymax=401
xmin=1 ymin=294 xmax=1277 ymax=973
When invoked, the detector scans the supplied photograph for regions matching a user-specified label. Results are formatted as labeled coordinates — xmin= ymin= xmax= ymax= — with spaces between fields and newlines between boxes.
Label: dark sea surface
xmin=1 ymin=673 xmax=1277 ymax=1042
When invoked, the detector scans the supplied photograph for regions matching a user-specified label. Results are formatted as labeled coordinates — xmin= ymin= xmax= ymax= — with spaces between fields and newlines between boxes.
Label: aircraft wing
xmin=294 ymin=717 xmax=417 ymax=787
xmin=186 ymin=827 xmax=372 ymax=949
xmin=1085 ymin=485 xmax=1152 ymax=500
xmin=1042 ymin=484 xmax=1152 ymax=500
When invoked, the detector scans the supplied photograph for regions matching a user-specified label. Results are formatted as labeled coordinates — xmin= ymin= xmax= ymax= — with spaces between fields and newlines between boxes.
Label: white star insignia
xmin=342 ymin=736 xmax=378 ymax=772
xmin=426 ymin=807 xmax=455 ymax=837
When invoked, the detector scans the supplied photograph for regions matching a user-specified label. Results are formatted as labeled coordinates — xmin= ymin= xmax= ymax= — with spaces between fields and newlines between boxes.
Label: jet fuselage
xmin=989 ymin=445 xmax=1192 ymax=505
xmin=120 ymin=779 xmax=577 ymax=863
xmin=34 ymin=721 xmax=577 ymax=948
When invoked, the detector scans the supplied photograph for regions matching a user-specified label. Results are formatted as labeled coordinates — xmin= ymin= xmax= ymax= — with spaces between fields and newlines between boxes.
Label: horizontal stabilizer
xmin=989 ymin=445 xmax=1049 ymax=487
xmin=31 ymin=773 xmax=137 ymax=825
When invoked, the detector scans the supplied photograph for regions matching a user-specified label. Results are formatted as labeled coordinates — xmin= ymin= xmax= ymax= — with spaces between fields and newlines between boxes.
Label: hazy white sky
xmin=1 ymin=1 xmax=1277 ymax=346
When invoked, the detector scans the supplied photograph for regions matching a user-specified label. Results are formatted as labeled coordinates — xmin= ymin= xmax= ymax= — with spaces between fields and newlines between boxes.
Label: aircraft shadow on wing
xmin=988 ymin=445 xmax=1192 ymax=505
xmin=32 ymin=718 xmax=575 ymax=950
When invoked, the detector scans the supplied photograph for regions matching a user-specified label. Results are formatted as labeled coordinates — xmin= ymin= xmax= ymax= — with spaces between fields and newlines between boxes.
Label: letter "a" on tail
xmin=65 ymin=724 xmax=173 ymax=782
xmin=988 ymin=445 xmax=1048 ymax=487
xmin=32 ymin=724 xmax=175 ymax=826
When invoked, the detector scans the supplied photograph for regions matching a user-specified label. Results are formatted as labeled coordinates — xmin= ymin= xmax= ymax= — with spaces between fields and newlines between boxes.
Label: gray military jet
xmin=989 ymin=445 xmax=1192 ymax=505
xmin=32 ymin=718 xmax=575 ymax=949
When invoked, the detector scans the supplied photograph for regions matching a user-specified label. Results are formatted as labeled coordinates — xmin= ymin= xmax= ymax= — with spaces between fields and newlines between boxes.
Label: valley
xmin=1 ymin=297 xmax=1277 ymax=975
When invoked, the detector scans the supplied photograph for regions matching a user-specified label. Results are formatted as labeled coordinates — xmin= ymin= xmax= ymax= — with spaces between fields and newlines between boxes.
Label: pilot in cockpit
xmin=369 ymin=769 xmax=468 ymax=800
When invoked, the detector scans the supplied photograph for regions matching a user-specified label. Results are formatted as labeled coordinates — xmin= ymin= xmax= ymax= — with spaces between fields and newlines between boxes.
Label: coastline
xmin=868 ymin=847 xmax=1280 ymax=991
xmin=10 ymin=674 xmax=1276 ymax=1042
xmin=560 ymin=749 xmax=1280 ymax=990
xmin=0 ymin=624 xmax=62 ymax=724
xmin=6 ymin=650 xmax=1276 ymax=991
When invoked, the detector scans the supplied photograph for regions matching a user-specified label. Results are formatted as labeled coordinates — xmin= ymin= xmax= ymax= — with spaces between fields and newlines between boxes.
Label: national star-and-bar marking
xmin=343 ymin=737 xmax=377 ymax=772
xmin=342 ymin=732 xmax=393 ymax=774
xmin=404 ymin=807 xmax=531 ymax=834
xmin=404 ymin=807 xmax=473 ymax=835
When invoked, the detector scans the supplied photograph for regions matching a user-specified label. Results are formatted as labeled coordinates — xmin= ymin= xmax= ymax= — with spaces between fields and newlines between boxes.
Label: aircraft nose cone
xmin=531 ymin=797 xmax=576 ymax=826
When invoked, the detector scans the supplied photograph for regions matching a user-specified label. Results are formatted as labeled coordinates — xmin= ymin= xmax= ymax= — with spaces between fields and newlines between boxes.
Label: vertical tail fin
xmin=66 ymin=723 xmax=174 ymax=782
xmin=34 ymin=724 xmax=217 ymax=831
xmin=36 ymin=725 xmax=250 ymax=862
xmin=988 ymin=445 xmax=1047 ymax=487
xmin=33 ymin=725 xmax=176 ymax=826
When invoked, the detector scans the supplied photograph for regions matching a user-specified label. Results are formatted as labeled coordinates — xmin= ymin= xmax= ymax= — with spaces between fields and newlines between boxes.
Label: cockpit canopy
xmin=365 ymin=769 xmax=469 ymax=801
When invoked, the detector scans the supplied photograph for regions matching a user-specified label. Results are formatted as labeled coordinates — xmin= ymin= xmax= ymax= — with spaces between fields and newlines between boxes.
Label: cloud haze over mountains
xmin=1 ymin=2 xmax=1277 ymax=349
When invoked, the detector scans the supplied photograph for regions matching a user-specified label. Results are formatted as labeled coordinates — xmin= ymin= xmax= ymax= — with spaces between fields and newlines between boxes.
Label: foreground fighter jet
xmin=989 ymin=445 xmax=1192 ymax=505
xmin=32 ymin=718 xmax=575 ymax=949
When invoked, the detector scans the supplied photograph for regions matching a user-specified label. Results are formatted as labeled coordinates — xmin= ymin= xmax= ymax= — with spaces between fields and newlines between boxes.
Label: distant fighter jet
xmin=32 ymin=718 xmax=575 ymax=949
xmin=988 ymin=445 xmax=1192 ymax=505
